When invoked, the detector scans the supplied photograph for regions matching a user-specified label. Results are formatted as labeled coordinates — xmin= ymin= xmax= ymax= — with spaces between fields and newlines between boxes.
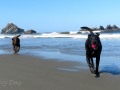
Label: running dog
xmin=12 ymin=35 xmax=21 ymax=53
xmin=81 ymin=27 xmax=102 ymax=76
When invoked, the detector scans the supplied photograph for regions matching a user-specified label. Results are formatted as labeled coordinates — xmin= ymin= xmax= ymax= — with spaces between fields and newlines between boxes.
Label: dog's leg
xmin=91 ymin=58 xmax=96 ymax=72
xmin=87 ymin=57 xmax=93 ymax=73
xmin=90 ymin=58 xmax=96 ymax=74
xmin=15 ymin=46 xmax=20 ymax=53
xmin=14 ymin=46 xmax=17 ymax=53
xmin=96 ymin=55 xmax=100 ymax=75
xmin=86 ymin=56 xmax=91 ymax=67
xmin=86 ymin=56 xmax=95 ymax=74
xmin=17 ymin=46 xmax=20 ymax=52
xmin=13 ymin=45 xmax=15 ymax=51
xmin=91 ymin=58 xmax=94 ymax=68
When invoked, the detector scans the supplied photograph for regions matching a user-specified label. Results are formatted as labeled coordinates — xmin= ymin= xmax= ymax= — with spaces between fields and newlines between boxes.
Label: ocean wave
xmin=0 ymin=35 xmax=13 ymax=38
xmin=1 ymin=33 xmax=120 ymax=39
xmin=69 ymin=31 xmax=78 ymax=34
xmin=80 ymin=30 xmax=101 ymax=34
xmin=100 ymin=34 xmax=120 ymax=39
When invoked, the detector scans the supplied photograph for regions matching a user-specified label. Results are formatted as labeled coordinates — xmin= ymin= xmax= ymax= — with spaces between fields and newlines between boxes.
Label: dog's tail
xmin=16 ymin=34 xmax=21 ymax=37
xmin=81 ymin=26 xmax=94 ymax=35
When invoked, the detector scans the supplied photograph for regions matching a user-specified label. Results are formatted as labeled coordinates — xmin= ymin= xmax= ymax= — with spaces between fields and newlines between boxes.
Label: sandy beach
xmin=0 ymin=54 xmax=120 ymax=90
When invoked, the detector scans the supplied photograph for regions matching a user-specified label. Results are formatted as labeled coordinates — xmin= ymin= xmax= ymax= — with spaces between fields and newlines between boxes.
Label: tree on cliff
xmin=106 ymin=24 xmax=112 ymax=29
xmin=112 ymin=25 xmax=119 ymax=29
xmin=99 ymin=26 xmax=105 ymax=30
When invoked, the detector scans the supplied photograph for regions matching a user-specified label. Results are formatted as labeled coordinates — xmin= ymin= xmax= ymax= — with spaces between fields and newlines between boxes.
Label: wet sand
xmin=0 ymin=54 xmax=120 ymax=90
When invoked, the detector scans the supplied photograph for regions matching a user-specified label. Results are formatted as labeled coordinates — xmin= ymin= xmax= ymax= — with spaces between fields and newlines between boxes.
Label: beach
xmin=0 ymin=54 xmax=120 ymax=90
xmin=1 ymin=0 xmax=120 ymax=89
xmin=1 ymin=33 xmax=120 ymax=90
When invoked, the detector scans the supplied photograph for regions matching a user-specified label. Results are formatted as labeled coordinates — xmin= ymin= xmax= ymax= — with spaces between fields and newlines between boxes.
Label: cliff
xmin=1 ymin=23 xmax=25 ymax=34
xmin=24 ymin=30 xmax=37 ymax=34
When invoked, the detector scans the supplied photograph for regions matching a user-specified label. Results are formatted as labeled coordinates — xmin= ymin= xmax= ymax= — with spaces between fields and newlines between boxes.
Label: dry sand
xmin=0 ymin=54 xmax=120 ymax=90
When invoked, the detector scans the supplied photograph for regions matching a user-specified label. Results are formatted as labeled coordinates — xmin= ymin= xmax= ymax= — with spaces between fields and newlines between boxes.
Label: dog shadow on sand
xmin=100 ymin=64 xmax=120 ymax=75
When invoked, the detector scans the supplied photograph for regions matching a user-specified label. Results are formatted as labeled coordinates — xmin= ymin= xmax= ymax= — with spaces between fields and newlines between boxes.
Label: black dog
xmin=81 ymin=27 xmax=102 ymax=76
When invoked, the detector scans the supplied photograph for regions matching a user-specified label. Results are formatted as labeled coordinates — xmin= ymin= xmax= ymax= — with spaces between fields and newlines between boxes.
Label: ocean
xmin=1 ymin=30 xmax=120 ymax=74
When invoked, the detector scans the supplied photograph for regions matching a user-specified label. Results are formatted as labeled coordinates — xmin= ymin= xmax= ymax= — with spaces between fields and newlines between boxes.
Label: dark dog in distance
xmin=12 ymin=35 xmax=21 ymax=53
xmin=81 ymin=27 xmax=102 ymax=76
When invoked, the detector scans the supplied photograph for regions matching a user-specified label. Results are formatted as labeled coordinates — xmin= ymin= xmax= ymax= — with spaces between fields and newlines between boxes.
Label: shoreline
xmin=0 ymin=54 xmax=120 ymax=90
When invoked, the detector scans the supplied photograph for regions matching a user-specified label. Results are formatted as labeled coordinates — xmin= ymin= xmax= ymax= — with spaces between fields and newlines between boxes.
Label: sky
xmin=0 ymin=0 xmax=120 ymax=33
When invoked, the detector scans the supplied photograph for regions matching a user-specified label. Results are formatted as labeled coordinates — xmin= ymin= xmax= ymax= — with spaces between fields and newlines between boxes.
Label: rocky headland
xmin=80 ymin=24 xmax=120 ymax=31
xmin=1 ymin=23 xmax=37 ymax=34
xmin=1 ymin=23 xmax=120 ymax=34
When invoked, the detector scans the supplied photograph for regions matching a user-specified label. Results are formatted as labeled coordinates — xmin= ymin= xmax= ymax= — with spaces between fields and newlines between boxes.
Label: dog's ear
xmin=96 ymin=33 xmax=100 ymax=36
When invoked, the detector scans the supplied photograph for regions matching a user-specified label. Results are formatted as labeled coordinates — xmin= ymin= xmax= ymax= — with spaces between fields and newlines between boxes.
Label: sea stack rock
xmin=24 ymin=30 xmax=37 ymax=34
xmin=1 ymin=23 xmax=25 ymax=34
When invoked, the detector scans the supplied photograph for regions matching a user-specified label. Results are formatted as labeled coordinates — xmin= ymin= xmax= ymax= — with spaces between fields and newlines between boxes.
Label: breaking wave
xmin=1 ymin=30 xmax=120 ymax=39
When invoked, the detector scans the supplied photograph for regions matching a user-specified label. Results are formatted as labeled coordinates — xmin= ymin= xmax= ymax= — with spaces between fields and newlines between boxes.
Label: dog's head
xmin=12 ymin=35 xmax=21 ymax=45
xmin=88 ymin=33 xmax=100 ymax=50
xmin=12 ymin=37 xmax=17 ymax=45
